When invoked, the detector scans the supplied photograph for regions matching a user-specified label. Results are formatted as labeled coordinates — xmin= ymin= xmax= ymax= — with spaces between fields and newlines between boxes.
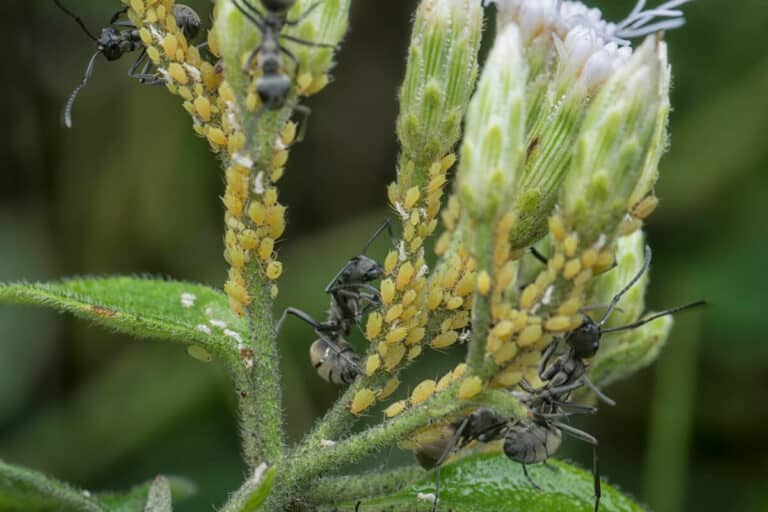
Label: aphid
xmin=54 ymin=0 xmax=201 ymax=127
xmin=276 ymin=220 xmax=395 ymax=384
xmin=233 ymin=0 xmax=337 ymax=109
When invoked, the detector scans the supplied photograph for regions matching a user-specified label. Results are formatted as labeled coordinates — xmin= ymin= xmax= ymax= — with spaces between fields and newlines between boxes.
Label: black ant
xmin=276 ymin=220 xmax=395 ymax=384
xmin=54 ymin=0 xmax=201 ymax=127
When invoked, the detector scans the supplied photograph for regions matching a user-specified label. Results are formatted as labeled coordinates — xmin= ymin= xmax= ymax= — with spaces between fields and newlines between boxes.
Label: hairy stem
xmin=466 ymin=225 xmax=494 ymax=375
xmin=307 ymin=466 xmax=424 ymax=506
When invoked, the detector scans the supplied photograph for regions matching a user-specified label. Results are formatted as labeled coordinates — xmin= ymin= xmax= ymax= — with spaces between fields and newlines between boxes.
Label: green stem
xmin=307 ymin=466 xmax=424 ymax=506
xmin=467 ymin=224 xmax=494 ymax=376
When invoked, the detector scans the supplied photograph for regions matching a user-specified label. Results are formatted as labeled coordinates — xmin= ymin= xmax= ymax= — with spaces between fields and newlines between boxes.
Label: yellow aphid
xmin=452 ymin=363 xmax=467 ymax=380
xmin=574 ymin=268 xmax=593 ymax=286
xmin=632 ymin=195 xmax=659 ymax=219
xmin=558 ymin=297 xmax=583 ymax=316
xmin=384 ymin=400 xmax=407 ymax=418
xmin=168 ymin=62 xmax=188 ymax=84
xmin=620 ymin=217 xmax=643 ymax=236
xmin=596 ymin=250 xmax=615 ymax=269
xmin=451 ymin=312 xmax=470 ymax=330
xmin=403 ymin=224 xmax=414 ymax=242
xmin=351 ymin=388 xmax=376 ymax=415
xmin=385 ymin=304 xmax=403 ymax=323
xmin=404 ymin=186 xmax=421 ymax=209
xmin=130 ymin=0 xmax=145 ymax=16
xmin=431 ymin=331 xmax=458 ymax=349
xmin=378 ymin=342 xmax=389 ymax=357
xmin=297 ymin=72 xmax=313 ymax=92
xmin=458 ymin=376 xmax=483 ymax=400
xmin=248 ymin=202 xmax=266 ymax=225
xmin=410 ymin=380 xmax=437 ymax=406
xmin=265 ymin=204 xmax=286 ymax=227
xmin=280 ymin=122 xmax=297 ymax=147
xmin=139 ymin=27 xmax=152 ymax=46
xmin=227 ymin=246 xmax=246 ymax=268
xmin=366 ymin=312 xmax=383 ymax=339
xmin=266 ymin=261 xmax=283 ymax=280
xmin=162 ymin=34 xmax=178 ymax=58
xmin=445 ymin=296 xmax=463 ymax=310
xmin=396 ymin=263 xmax=414 ymax=291
xmin=407 ymin=345 xmax=422 ymax=360
xmin=441 ymin=153 xmax=457 ymax=172
xmin=436 ymin=373 xmax=453 ymax=392
xmin=545 ymin=316 xmax=572 ymax=332
xmin=378 ymin=377 xmax=400 ymax=400
xmin=219 ymin=81 xmax=235 ymax=103
xmin=548 ymin=253 xmax=565 ymax=272
xmin=177 ymin=85 xmax=193 ymax=101
xmin=564 ymin=233 xmax=579 ymax=257
xmin=306 ymin=74 xmax=330 ymax=95
xmin=385 ymin=327 xmax=408 ymax=344
xmin=384 ymin=251 xmax=398 ymax=274
xmin=366 ymin=355 xmax=381 ymax=376
xmin=548 ymin=215 xmax=566 ymax=241
xmin=224 ymin=279 xmax=250 ymax=305
xmin=223 ymin=194 xmax=243 ymax=217
xmin=406 ymin=327 xmax=426 ymax=345
xmin=409 ymin=209 xmax=420 ymax=226
xmin=207 ymin=127 xmax=227 ymax=146
xmin=476 ymin=270 xmax=491 ymax=295
xmin=520 ymin=284 xmax=540 ymax=310
xmin=387 ymin=183 xmax=399 ymax=207
xmin=246 ymin=93 xmax=259 ymax=111
xmin=272 ymin=150 xmax=289 ymax=169
xmin=442 ymin=268 xmax=460 ymax=289
xmin=383 ymin=343 xmax=406 ymax=370
xmin=229 ymin=132 xmax=246 ymax=154
xmin=518 ymin=324 xmax=543 ymax=347
xmin=187 ymin=345 xmax=213 ymax=363
xmin=269 ymin=216 xmax=286 ymax=239
xmin=258 ymin=238 xmax=274 ymax=261
xmin=409 ymin=237 xmax=423 ymax=253
xmin=455 ymin=273 xmax=475 ymax=297
xmin=264 ymin=188 xmax=278 ymax=206
xmin=493 ymin=342 xmax=518 ymax=365
xmin=239 ymin=230 xmax=258 ymax=250
xmin=401 ymin=289 xmax=417 ymax=307
xmin=271 ymin=167 xmax=285 ymax=183
xmin=493 ymin=369 xmax=523 ymax=387
xmin=581 ymin=249 xmax=598 ymax=268
xmin=428 ymin=174 xmax=447 ymax=193
xmin=271 ymin=285 xmax=279 ymax=299
xmin=563 ymin=259 xmax=582 ymax=280
xmin=492 ymin=321 xmax=515 ymax=340
xmin=428 ymin=161 xmax=442 ymax=177
xmin=380 ymin=279 xmax=396 ymax=304
xmin=427 ymin=287 xmax=443 ymax=310
xmin=229 ymin=297 xmax=245 ymax=316
xmin=191 ymin=96 xmax=212 ymax=122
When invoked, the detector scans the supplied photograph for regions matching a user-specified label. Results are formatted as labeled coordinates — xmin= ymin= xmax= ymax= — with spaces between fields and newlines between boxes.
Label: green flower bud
xmin=457 ymin=24 xmax=526 ymax=223
xmin=397 ymin=0 xmax=483 ymax=165
xmin=561 ymin=37 xmax=667 ymax=245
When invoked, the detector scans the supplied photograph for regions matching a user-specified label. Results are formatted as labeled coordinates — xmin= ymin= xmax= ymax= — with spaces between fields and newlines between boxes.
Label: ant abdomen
xmin=310 ymin=337 xmax=360 ymax=385
xmin=503 ymin=421 xmax=562 ymax=465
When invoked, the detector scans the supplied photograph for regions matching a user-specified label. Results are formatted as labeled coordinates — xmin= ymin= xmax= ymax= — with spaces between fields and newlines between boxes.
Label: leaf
xmin=242 ymin=466 xmax=276 ymax=512
xmin=0 ymin=460 xmax=104 ymax=512
xmin=0 ymin=277 xmax=247 ymax=362
xmin=354 ymin=454 xmax=644 ymax=512
xmin=98 ymin=476 xmax=196 ymax=512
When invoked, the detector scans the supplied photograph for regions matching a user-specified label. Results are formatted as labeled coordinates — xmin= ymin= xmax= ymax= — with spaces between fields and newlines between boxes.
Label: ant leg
xmin=355 ymin=501 xmax=361 ymax=512
xmin=110 ymin=6 xmax=129 ymax=24
xmin=285 ymin=0 xmax=326 ymax=26
xmin=280 ymin=32 xmax=338 ymax=49
xmin=522 ymin=464 xmax=542 ymax=490
xmin=601 ymin=300 xmax=707 ymax=334
xmin=542 ymin=461 xmax=560 ymax=472
xmin=130 ymin=51 xmax=164 ymax=86
xmin=556 ymin=423 xmax=600 ymax=512
xmin=279 ymin=44 xmax=301 ymax=80
xmin=63 ymin=50 xmax=100 ymax=128
xmin=276 ymin=307 xmax=324 ymax=337
xmin=597 ymin=245 xmax=651 ymax=325
xmin=530 ymin=247 xmax=548 ymax=265
xmin=580 ymin=376 xmax=616 ymax=406
xmin=432 ymin=418 xmax=470 ymax=512
xmin=242 ymin=45 xmax=263 ymax=72
xmin=232 ymin=0 xmax=267 ymax=24
xmin=538 ymin=339 xmax=560 ymax=379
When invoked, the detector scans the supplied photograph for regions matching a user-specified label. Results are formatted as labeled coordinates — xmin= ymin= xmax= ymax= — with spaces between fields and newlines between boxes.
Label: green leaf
xmin=242 ymin=466 xmax=276 ymax=512
xmin=0 ymin=460 xmax=104 ymax=512
xmin=353 ymin=454 xmax=644 ymax=512
xmin=98 ymin=476 xmax=195 ymax=512
xmin=0 ymin=277 xmax=247 ymax=363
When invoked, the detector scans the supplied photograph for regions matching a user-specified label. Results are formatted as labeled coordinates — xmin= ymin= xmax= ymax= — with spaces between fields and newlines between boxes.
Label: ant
xmin=276 ymin=220 xmax=395 ymax=384
xmin=54 ymin=0 xmax=202 ymax=128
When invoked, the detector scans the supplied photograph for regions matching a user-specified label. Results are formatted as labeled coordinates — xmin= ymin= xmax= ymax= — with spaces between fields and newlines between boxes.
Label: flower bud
xmin=457 ymin=24 xmax=526 ymax=222
xmin=560 ymin=37 xmax=667 ymax=245
xmin=397 ymin=0 xmax=483 ymax=164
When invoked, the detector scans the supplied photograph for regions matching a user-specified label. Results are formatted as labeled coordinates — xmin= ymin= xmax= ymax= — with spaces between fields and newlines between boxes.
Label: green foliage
xmin=0 ymin=278 xmax=245 ymax=364
xmin=351 ymin=454 xmax=643 ymax=512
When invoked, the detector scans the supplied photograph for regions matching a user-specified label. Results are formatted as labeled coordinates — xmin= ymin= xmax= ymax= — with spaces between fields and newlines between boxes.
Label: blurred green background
xmin=1 ymin=0 xmax=766 ymax=510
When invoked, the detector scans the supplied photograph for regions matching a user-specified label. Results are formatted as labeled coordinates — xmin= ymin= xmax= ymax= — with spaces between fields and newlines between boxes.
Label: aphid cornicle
xmin=276 ymin=221 xmax=394 ymax=384
xmin=54 ymin=0 xmax=202 ymax=128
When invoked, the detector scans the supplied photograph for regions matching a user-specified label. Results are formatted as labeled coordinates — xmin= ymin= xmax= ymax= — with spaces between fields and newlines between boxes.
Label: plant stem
xmin=467 ymin=225 xmax=494 ymax=376
xmin=307 ymin=466 xmax=424 ymax=506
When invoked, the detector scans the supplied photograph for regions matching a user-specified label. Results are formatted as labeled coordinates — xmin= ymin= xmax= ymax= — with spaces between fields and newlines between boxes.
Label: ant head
xmin=564 ymin=315 xmax=601 ymax=359
xmin=97 ymin=27 xmax=123 ymax=61
xmin=257 ymin=74 xmax=291 ymax=109
xmin=173 ymin=4 xmax=202 ymax=40
xmin=261 ymin=0 xmax=295 ymax=13
xmin=347 ymin=255 xmax=384 ymax=283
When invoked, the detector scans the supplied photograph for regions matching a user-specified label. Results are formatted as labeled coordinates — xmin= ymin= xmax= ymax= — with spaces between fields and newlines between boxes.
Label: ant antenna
xmin=362 ymin=219 xmax=393 ymax=254
xmin=598 ymin=245 xmax=652 ymax=326
xmin=53 ymin=0 xmax=98 ymax=41
xmin=601 ymin=300 xmax=706 ymax=334
xmin=64 ymin=51 xmax=100 ymax=128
